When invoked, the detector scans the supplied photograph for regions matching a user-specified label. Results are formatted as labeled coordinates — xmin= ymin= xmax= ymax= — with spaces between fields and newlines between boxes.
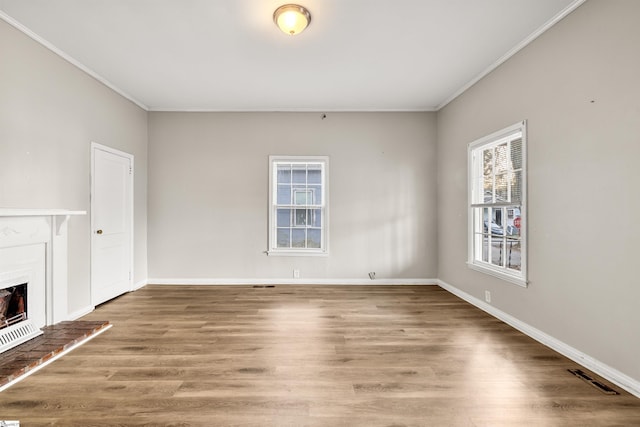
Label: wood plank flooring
xmin=0 ymin=285 xmax=639 ymax=426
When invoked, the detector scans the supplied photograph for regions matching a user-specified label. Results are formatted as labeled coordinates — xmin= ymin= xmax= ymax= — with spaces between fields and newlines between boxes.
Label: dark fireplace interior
xmin=0 ymin=283 xmax=27 ymax=329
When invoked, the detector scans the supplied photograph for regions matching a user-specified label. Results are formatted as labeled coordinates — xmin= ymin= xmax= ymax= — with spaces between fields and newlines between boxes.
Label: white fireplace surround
xmin=0 ymin=209 xmax=85 ymax=352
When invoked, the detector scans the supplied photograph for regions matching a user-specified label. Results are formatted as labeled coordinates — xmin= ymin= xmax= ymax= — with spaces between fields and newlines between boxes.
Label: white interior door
xmin=91 ymin=143 xmax=133 ymax=306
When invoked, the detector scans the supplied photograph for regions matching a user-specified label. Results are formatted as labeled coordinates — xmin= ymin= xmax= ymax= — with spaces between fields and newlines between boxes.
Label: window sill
xmin=267 ymin=250 xmax=329 ymax=257
xmin=467 ymin=262 xmax=527 ymax=287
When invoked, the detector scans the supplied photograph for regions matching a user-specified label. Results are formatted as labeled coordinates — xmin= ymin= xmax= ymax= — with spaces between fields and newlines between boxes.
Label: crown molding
xmin=0 ymin=10 xmax=148 ymax=111
xmin=436 ymin=0 xmax=588 ymax=110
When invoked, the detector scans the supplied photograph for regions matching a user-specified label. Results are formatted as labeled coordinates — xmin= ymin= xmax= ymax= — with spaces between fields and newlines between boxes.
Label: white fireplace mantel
xmin=0 ymin=209 xmax=86 ymax=216
xmin=0 ymin=209 xmax=85 ymax=327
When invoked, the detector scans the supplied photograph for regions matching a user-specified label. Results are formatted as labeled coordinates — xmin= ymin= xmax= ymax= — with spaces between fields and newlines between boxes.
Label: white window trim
xmin=268 ymin=155 xmax=329 ymax=257
xmin=467 ymin=121 xmax=528 ymax=287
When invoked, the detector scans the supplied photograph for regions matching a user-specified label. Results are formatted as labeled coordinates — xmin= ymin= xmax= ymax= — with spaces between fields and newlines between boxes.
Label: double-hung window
xmin=268 ymin=156 xmax=328 ymax=256
xmin=468 ymin=121 xmax=527 ymax=286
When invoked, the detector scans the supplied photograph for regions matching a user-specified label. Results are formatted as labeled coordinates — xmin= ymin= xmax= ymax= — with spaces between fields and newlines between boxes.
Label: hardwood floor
xmin=1 ymin=285 xmax=638 ymax=426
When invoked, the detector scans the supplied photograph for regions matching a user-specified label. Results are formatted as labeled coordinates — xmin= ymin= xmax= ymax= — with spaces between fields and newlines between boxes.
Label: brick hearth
xmin=0 ymin=320 xmax=110 ymax=389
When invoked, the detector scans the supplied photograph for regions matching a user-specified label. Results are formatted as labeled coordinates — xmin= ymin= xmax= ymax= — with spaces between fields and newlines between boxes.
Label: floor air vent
xmin=568 ymin=369 xmax=620 ymax=395
xmin=0 ymin=320 xmax=44 ymax=353
xmin=252 ymin=285 xmax=275 ymax=288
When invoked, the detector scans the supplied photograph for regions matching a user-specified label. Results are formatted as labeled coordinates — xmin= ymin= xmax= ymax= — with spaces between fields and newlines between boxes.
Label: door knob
xmin=96 ymin=229 xmax=103 ymax=234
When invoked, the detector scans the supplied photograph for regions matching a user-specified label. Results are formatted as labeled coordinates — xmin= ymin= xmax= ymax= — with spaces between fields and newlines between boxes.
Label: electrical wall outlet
xmin=485 ymin=290 xmax=491 ymax=303
xmin=293 ymin=269 xmax=300 ymax=278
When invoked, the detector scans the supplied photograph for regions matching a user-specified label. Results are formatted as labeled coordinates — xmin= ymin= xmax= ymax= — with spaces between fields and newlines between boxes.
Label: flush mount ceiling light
xmin=273 ymin=4 xmax=311 ymax=36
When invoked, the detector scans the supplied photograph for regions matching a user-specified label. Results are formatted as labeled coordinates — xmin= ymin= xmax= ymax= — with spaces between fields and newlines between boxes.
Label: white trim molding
xmin=67 ymin=306 xmax=94 ymax=321
xmin=69 ymin=281 xmax=146 ymax=321
xmin=268 ymin=155 xmax=330 ymax=257
xmin=148 ymin=278 xmax=437 ymax=286
xmin=0 ymin=210 xmax=86 ymax=327
xmin=437 ymin=0 xmax=587 ymax=110
xmin=467 ymin=120 xmax=527 ymax=287
xmin=133 ymin=278 xmax=148 ymax=290
xmin=0 ymin=11 xmax=148 ymax=111
xmin=90 ymin=142 xmax=135 ymax=305
xmin=437 ymin=279 xmax=640 ymax=399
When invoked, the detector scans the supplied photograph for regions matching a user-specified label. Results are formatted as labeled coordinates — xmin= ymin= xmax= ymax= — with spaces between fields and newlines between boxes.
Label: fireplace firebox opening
xmin=0 ymin=283 xmax=28 ymax=329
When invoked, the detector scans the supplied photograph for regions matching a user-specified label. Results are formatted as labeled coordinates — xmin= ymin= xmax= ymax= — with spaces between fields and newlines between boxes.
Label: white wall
xmin=437 ymin=0 xmax=640 ymax=383
xmin=148 ymin=112 xmax=437 ymax=281
xmin=0 ymin=19 xmax=148 ymax=314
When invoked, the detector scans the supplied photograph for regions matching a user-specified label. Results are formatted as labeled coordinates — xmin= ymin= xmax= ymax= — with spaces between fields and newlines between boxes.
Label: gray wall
xmin=148 ymin=112 xmax=437 ymax=281
xmin=0 ymin=19 xmax=148 ymax=314
xmin=437 ymin=0 xmax=640 ymax=381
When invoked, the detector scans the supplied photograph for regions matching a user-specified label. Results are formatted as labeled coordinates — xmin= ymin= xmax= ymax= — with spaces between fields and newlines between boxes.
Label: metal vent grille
xmin=568 ymin=369 xmax=620 ymax=395
xmin=0 ymin=320 xmax=43 ymax=353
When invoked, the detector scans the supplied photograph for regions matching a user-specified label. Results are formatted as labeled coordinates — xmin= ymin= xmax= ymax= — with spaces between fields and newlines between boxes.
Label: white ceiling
xmin=0 ymin=0 xmax=582 ymax=111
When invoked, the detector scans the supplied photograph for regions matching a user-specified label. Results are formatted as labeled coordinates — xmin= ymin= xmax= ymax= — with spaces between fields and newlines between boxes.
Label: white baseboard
xmin=133 ymin=278 xmax=148 ymax=290
xmin=147 ymin=278 xmax=437 ymax=286
xmin=64 ymin=279 xmax=145 ymax=322
xmin=437 ymin=279 xmax=640 ymax=399
xmin=67 ymin=305 xmax=94 ymax=321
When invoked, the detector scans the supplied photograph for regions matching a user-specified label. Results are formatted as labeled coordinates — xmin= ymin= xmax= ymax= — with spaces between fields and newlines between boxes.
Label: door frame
xmin=90 ymin=142 xmax=134 ymax=306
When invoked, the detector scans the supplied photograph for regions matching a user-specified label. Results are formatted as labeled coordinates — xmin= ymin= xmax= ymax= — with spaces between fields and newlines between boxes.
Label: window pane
xmin=277 ymin=165 xmax=291 ymax=184
xmin=482 ymin=208 xmax=490 ymax=233
xmin=277 ymin=228 xmax=290 ymax=248
xmin=495 ymin=173 xmax=508 ymax=202
xmin=494 ymin=207 xmax=504 ymax=228
xmin=292 ymin=166 xmax=306 ymax=184
xmin=277 ymin=209 xmax=291 ymax=227
xmin=506 ymin=224 xmax=520 ymax=237
xmin=479 ymin=150 xmax=493 ymax=203
xmin=292 ymin=229 xmax=306 ymax=248
xmin=307 ymin=229 xmax=321 ymax=248
xmin=482 ymin=234 xmax=489 ymax=262
xmin=277 ymin=185 xmax=291 ymax=205
xmin=511 ymin=138 xmax=523 ymax=170
xmin=495 ymin=143 xmax=508 ymax=173
xmin=307 ymin=166 xmax=322 ymax=184
xmin=506 ymin=238 xmax=521 ymax=271
xmin=491 ymin=237 xmax=503 ymax=267
xmin=311 ymin=209 xmax=322 ymax=227
xmin=294 ymin=209 xmax=307 ymax=226
xmin=483 ymin=148 xmax=493 ymax=177
xmin=511 ymin=171 xmax=522 ymax=203
xmin=293 ymin=188 xmax=310 ymax=205
xmin=483 ymin=175 xmax=493 ymax=203
xmin=309 ymin=185 xmax=321 ymax=204
xmin=506 ymin=207 xmax=521 ymax=237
